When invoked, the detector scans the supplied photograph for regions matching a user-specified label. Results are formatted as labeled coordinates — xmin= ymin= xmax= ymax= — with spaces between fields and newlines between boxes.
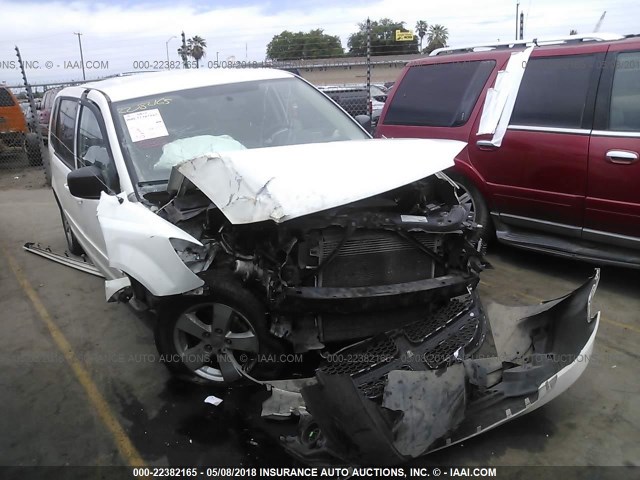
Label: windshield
xmin=112 ymin=77 xmax=369 ymax=186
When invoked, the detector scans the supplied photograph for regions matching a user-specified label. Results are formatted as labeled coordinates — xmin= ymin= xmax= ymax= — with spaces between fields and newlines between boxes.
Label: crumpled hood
xmin=174 ymin=138 xmax=466 ymax=224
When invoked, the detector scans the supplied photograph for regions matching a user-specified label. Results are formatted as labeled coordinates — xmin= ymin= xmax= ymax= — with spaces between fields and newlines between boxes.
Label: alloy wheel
xmin=172 ymin=302 xmax=259 ymax=383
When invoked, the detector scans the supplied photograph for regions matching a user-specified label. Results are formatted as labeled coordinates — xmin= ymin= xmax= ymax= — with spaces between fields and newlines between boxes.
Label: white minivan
xmin=47 ymin=67 xmax=599 ymax=464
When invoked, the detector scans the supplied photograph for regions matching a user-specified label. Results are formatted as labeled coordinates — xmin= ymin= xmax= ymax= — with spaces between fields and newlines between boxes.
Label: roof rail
xmin=429 ymin=32 xmax=624 ymax=56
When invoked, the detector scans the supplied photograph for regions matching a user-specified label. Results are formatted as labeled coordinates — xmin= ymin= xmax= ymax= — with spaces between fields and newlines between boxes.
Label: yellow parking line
xmin=2 ymin=245 xmax=146 ymax=467
xmin=515 ymin=291 xmax=640 ymax=335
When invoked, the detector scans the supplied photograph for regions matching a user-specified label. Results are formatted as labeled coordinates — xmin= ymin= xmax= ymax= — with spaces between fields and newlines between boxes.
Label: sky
xmin=0 ymin=0 xmax=638 ymax=85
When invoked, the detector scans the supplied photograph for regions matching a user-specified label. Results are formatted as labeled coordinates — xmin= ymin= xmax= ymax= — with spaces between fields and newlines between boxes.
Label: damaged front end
xmin=272 ymin=270 xmax=599 ymax=465
xmin=154 ymin=147 xmax=600 ymax=463
xmin=96 ymin=138 xmax=498 ymax=385
xmin=90 ymin=135 xmax=601 ymax=462
xmin=155 ymin=161 xmax=486 ymax=357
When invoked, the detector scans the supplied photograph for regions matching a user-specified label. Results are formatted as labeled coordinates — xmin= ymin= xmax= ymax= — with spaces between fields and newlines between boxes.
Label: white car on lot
xmin=47 ymin=68 xmax=599 ymax=464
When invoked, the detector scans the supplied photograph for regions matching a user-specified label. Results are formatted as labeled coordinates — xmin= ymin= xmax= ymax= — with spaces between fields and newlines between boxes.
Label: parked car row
xmin=316 ymin=84 xmax=388 ymax=127
xmin=38 ymin=87 xmax=62 ymax=140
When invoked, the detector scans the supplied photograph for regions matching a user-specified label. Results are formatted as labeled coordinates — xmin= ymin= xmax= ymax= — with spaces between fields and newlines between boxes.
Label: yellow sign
xmin=395 ymin=30 xmax=414 ymax=42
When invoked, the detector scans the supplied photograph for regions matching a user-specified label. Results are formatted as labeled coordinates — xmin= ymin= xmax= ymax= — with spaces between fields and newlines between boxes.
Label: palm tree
xmin=415 ymin=20 xmax=428 ymax=52
xmin=187 ymin=36 xmax=207 ymax=68
xmin=426 ymin=24 xmax=449 ymax=52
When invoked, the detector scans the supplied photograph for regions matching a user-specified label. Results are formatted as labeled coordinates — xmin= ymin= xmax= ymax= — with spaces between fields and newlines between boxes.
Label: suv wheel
xmin=450 ymin=174 xmax=492 ymax=247
xmin=155 ymin=273 xmax=283 ymax=385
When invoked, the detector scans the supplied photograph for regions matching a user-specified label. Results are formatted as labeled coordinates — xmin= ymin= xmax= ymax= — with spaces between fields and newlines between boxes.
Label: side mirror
xmin=355 ymin=114 xmax=372 ymax=133
xmin=67 ymin=165 xmax=107 ymax=200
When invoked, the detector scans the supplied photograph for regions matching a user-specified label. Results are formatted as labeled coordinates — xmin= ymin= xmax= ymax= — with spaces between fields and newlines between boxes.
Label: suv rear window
xmin=0 ymin=88 xmax=16 ymax=107
xmin=609 ymin=51 xmax=640 ymax=132
xmin=382 ymin=60 xmax=495 ymax=127
xmin=511 ymin=54 xmax=596 ymax=129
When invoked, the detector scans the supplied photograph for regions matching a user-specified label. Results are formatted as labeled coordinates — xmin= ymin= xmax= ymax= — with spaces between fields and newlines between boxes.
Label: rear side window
xmin=512 ymin=55 xmax=596 ymax=128
xmin=0 ymin=88 xmax=16 ymax=107
xmin=52 ymin=99 xmax=79 ymax=168
xmin=609 ymin=51 xmax=640 ymax=132
xmin=383 ymin=60 xmax=495 ymax=127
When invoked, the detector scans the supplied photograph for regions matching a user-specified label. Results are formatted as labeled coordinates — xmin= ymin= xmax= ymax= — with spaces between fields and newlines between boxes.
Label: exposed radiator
xmin=315 ymin=229 xmax=441 ymax=287
xmin=320 ymin=231 xmax=439 ymax=258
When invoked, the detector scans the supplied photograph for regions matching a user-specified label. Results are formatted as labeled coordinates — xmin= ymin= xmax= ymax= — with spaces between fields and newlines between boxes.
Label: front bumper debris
xmin=263 ymin=270 xmax=600 ymax=465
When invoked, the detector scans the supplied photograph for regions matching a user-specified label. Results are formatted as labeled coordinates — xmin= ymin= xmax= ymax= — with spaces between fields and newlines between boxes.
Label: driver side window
xmin=77 ymin=106 xmax=119 ymax=192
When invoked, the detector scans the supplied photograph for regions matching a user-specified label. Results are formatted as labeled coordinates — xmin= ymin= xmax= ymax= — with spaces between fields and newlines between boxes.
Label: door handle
xmin=606 ymin=150 xmax=639 ymax=165
xmin=476 ymin=139 xmax=498 ymax=150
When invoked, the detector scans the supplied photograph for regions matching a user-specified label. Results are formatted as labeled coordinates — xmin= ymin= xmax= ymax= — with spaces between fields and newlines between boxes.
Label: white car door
xmin=69 ymin=100 xmax=123 ymax=278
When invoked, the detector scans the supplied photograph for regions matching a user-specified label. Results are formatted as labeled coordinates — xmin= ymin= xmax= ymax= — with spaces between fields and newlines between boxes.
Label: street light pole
xmin=165 ymin=35 xmax=177 ymax=67
xmin=73 ymin=32 xmax=86 ymax=81
xmin=515 ymin=2 xmax=520 ymax=40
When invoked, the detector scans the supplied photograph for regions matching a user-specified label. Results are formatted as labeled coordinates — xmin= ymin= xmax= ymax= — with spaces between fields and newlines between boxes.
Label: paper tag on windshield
xmin=123 ymin=109 xmax=169 ymax=142
xmin=401 ymin=215 xmax=428 ymax=223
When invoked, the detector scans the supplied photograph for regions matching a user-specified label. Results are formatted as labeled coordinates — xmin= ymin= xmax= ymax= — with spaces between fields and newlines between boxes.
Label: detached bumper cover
xmin=275 ymin=270 xmax=600 ymax=465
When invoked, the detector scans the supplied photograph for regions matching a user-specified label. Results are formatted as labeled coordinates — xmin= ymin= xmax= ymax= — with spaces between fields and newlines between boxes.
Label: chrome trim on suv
xmin=508 ymin=125 xmax=591 ymax=135
xmin=592 ymin=130 xmax=640 ymax=138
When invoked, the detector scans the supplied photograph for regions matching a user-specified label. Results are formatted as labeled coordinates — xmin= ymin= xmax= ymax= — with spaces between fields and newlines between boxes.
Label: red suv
xmin=376 ymin=34 xmax=640 ymax=268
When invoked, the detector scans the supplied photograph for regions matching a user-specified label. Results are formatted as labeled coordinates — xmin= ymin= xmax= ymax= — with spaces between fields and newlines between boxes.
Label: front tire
xmin=154 ymin=274 xmax=283 ymax=385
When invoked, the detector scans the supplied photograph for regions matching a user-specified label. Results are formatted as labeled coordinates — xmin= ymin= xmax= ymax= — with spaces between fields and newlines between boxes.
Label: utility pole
xmin=73 ymin=32 xmax=86 ymax=81
xmin=366 ymin=17 xmax=371 ymax=118
xmin=165 ymin=35 xmax=176 ymax=66
xmin=515 ymin=2 xmax=520 ymax=40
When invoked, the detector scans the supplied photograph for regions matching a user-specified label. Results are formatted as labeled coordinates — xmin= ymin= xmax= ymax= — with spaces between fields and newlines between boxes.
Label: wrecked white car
xmin=42 ymin=68 xmax=599 ymax=463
